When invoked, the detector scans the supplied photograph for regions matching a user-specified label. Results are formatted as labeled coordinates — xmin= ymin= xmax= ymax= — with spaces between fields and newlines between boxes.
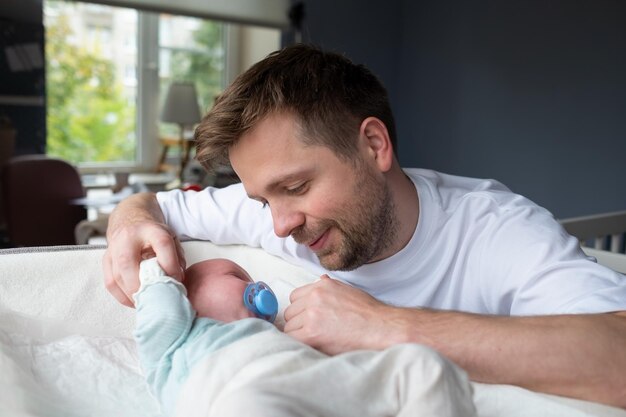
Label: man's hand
xmin=283 ymin=275 xmax=403 ymax=355
xmin=102 ymin=193 xmax=186 ymax=307
xmin=284 ymin=275 xmax=626 ymax=408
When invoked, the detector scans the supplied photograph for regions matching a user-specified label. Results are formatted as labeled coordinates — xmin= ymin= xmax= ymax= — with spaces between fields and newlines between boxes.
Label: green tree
xmin=46 ymin=13 xmax=135 ymax=163
xmin=163 ymin=21 xmax=224 ymax=113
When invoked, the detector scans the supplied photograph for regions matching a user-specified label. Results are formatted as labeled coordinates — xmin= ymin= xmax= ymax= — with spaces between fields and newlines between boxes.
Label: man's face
xmin=229 ymin=112 xmax=398 ymax=271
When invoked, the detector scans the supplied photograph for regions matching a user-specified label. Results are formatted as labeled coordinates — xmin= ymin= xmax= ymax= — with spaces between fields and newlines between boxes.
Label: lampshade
xmin=160 ymin=82 xmax=202 ymax=126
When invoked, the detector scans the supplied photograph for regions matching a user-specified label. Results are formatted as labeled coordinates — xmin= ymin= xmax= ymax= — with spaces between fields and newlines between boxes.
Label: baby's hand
xmin=133 ymin=257 xmax=187 ymax=306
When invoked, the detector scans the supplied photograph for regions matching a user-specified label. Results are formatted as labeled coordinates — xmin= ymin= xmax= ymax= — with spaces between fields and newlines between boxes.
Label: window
xmin=43 ymin=1 xmax=256 ymax=171
xmin=157 ymin=14 xmax=225 ymax=138
xmin=44 ymin=2 xmax=139 ymax=166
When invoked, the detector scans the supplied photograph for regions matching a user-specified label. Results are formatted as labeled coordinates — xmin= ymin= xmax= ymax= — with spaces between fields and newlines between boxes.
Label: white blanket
xmin=0 ymin=308 xmax=160 ymax=417
xmin=176 ymin=328 xmax=476 ymax=417
xmin=0 ymin=242 xmax=625 ymax=417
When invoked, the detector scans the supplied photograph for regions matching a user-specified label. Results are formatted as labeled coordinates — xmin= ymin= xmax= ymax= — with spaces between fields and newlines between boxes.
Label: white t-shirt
xmin=157 ymin=168 xmax=626 ymax=316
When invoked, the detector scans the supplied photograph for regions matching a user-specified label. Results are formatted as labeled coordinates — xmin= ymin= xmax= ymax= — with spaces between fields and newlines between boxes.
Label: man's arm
xmin=284 ymin=276 xmax=626 ymax=408
xmin=103 ymin=192 xmax=185 ymax=306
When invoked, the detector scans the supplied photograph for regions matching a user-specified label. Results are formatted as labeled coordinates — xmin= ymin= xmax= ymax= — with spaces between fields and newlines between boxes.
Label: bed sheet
xmin=0 ymin=242 xmax=624 ymax=417
xmin=0 ymin=308 xmax=160 ymax=417
xmin=2 ymin=308 xmax=624 ymax=417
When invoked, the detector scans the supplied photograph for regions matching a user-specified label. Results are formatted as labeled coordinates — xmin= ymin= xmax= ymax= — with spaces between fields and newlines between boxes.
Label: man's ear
xmin=359 ymin=117 xmax=393 ymax=172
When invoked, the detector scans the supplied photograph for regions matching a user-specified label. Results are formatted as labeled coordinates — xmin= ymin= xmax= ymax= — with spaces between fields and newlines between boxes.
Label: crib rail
xmin=581 ymin=247 xmax=626 ymax=274
xmin=559 ymin=210 xmax=626 ymax=254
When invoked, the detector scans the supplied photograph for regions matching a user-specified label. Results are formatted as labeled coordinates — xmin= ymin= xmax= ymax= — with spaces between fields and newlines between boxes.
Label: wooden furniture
xmin=157 ymin=136 xmax=197 ymax=176
xmin=560 ymin=210 xmax=626 ymax=254
xmin=558 ymin=211 xmax=626 ymax=273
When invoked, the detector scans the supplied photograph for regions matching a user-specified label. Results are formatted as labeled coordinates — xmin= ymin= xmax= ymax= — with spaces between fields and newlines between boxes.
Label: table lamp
xmin=160 ymin=82 xmax=202 ymax=183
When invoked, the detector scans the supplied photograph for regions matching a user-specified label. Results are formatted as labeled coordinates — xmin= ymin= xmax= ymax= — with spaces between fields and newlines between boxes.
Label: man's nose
xmin=271 ymin=203 xmax=305 ymax=238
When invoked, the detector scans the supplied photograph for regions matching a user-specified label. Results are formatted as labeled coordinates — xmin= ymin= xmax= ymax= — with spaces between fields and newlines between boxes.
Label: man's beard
xmin=292 ymin=166 xmax=399 ymax=271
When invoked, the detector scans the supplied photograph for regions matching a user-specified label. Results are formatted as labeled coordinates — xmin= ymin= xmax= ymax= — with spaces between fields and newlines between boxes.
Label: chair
xmin=1 ymin=155 xmax=87 ymax=246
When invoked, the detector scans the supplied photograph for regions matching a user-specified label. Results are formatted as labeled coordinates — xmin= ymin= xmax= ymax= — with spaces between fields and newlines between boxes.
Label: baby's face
xmin=184 ymin=259 xmax=257 ymax=322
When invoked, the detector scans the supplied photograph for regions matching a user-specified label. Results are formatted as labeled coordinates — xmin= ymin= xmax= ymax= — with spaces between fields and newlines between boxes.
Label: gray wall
xmin=300 ymin=0 xmax=626 ymax=218
xmin=297 ymin=0 xmax=404 ymax=115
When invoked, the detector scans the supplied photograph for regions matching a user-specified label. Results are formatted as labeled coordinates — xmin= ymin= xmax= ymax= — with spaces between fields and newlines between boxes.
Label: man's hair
xmin=194 ymin=43 xmax=397 ymax=172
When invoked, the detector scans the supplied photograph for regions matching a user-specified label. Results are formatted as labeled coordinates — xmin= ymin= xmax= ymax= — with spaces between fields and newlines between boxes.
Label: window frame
xmin=44 ymin=1 xmax=281 ymax=174
xmin=75 ymin=10 xmax=230 ymax=173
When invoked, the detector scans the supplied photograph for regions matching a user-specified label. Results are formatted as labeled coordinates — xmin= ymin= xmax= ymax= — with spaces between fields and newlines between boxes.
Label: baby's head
xmin=184 ymin=258 xmax=276 ymax=323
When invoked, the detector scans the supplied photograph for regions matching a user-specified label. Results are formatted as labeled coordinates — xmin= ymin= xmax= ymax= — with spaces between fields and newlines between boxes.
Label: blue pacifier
xmin=243 ymin=281 xmax=278 ymax=323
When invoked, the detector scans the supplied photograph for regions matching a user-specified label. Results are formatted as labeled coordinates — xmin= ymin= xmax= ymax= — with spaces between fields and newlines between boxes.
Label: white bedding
xmin=0 ymin=242 xmax=624 ymax=417
xmin=176 ymin=328 xmax=476 ymax=417
xmin=0 ymin=309 xmax=159 ymax=417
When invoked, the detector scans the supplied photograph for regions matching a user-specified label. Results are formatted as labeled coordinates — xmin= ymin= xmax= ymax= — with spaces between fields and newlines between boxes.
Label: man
xmin=104 ymin=44 xmax=626 ymax=408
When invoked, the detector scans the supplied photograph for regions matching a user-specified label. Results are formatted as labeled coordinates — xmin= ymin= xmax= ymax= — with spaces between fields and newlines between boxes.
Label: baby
xmin=182 ymin=257 xmax=279 ymax=323
xmin=133 ymin=257 xmax=477 ymax=417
